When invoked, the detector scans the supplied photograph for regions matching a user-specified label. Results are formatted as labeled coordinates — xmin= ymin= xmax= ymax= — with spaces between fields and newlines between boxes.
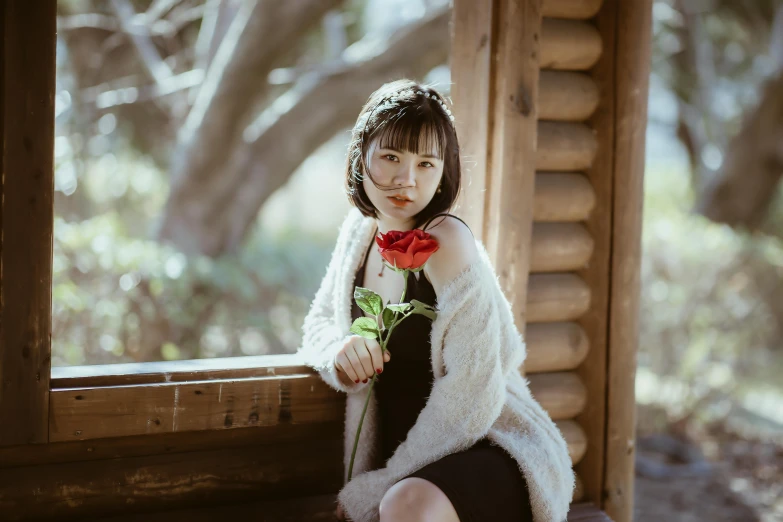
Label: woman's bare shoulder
xmin=423 ymin=216 xmax=478 ymax=297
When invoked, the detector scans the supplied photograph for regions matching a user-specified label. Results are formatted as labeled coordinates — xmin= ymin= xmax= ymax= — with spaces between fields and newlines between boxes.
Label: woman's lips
xmin=388 ymin=196 xmax=412 ymax=207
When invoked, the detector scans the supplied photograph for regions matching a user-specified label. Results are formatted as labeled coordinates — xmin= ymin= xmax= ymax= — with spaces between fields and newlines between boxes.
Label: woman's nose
xmin=394 ymin=163 xmax=416 ymax=185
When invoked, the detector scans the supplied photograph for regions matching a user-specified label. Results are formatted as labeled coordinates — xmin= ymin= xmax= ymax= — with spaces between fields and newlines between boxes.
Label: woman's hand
xmin=334 ymin=335 xmax=390 ymax=384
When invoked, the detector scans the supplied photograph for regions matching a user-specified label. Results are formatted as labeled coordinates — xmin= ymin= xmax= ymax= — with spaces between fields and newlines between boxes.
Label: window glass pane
xmin=53 ymin=0 xmax=451 ymax=366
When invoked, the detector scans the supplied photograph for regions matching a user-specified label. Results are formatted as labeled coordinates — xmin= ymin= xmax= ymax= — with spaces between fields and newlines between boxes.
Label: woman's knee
xmin=379 ymin=478 xmax=459 ymax=522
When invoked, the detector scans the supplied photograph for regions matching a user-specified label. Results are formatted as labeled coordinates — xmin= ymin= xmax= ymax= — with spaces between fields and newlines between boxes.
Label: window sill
xmin=49 ymin=353 xmax=342 ymax=442
xmin=51 ymin=353 xmax=308 ymax=388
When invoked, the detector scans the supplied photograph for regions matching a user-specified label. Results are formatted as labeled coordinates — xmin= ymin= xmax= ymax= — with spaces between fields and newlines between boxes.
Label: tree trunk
xmin=696 ymin=4 xmax=783 ymax=229
xmin=695 ymin=71 xmax=783 ymax=229
xmin=158 ymin=7 xmax=451 ymax=256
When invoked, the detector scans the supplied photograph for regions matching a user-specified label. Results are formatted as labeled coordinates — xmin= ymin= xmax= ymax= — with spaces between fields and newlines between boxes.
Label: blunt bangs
xmin=369 ymin=104 xmax=449 ymax=161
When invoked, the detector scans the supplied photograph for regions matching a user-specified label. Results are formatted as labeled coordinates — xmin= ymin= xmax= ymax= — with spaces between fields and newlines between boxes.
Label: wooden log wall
xmin=493 ymin=0 xmax=605 ymax=506
xmin=514 ymin=1 xmax=649 ymax=518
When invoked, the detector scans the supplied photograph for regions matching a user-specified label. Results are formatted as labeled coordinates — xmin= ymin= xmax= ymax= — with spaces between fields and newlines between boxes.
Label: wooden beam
xmin=537 ymin=122 xmax=598 ymax=171
xmin=574 ymin=0 xmax=615 ymax=506
xmin=450 ymin=0 xmax=493 ymax=239
xmin=527 ymin=371 xmax=587 ymax=420
xmin=4 ymin=494 xmax=607 ymax=522
xmin=540 ymin=18 xmax=602 ymax=70
xmin=543 ymin=0 xmax=603 ymax=20
xmin=484 ymin=0 xmax=542 ymax=334
xmin=0 ymin=417 xmax=588 ymax=520
xmin=527 ymin=273 xmax=591 ymax=322
xmin=3 ymin=418 xmax=587 ymax=475
xmin=0 ymin=0 xmax=56 ymax=446
xmin=558 ymin=418 xmax=588 ymax=465
xmin=49 ymin=373 xmax=343 ymax=442
xmin=525 ymin=322 xmax=590 ymax=373
xmin=50 ymin=353 xmax=309 ymax=388
xmin=0 ymin=422 xmax=337 ymax=469
xmin=0 ymin=428 xmax=345 ymax=520
xmin=539 ymin=71 xmax=600 ymax=121
xmin=603 ymin=1 xmax=652 ymax=521
xmin=534 ymin=172 xmax=596 ymax=222
xmin=531 ymin=222 xmax=594 ymax=272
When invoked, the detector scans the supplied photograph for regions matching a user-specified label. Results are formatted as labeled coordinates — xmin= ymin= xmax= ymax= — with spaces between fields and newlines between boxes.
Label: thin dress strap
xmin=421 ymin=212 xmax=474 ymax=238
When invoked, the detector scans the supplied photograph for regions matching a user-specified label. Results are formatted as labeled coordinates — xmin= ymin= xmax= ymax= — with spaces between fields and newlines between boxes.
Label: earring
xmin=437 ymin=183 xmax=442 ymax=194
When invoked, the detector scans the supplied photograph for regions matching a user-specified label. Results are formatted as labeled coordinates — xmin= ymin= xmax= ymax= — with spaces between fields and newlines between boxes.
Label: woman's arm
xmin=298 ymin=209 xmax=370 ymax=394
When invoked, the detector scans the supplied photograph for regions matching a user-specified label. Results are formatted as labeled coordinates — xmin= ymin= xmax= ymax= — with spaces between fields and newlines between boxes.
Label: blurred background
xmin=53 ymin=0 xmax=782 ymax=520
xmin=53 ymin=0 xmax=451 ymax=366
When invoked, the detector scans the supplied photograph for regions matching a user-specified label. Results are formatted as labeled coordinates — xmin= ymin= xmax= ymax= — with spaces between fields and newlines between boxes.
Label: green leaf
xmin=386 ymin=303 xmax=412 ymax=313
xmin=410 ymin=299 xmax=438 ymax=321
xmin=382 ymin=307 xmax=395 ymax=330
xmin=350 ymin=317 xmax=379 ymax=339
xmin=410 ymin=299 xmax=436 ymax=311
xmin=354 ymin=286 xmax=383 ymax=316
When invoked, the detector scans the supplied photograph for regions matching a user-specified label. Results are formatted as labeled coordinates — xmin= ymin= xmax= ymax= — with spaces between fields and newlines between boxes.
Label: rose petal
xmin=375 ymin=229 xmax=440 ymax=271
xmin=381 ymin=249 xmax=414 ymax=269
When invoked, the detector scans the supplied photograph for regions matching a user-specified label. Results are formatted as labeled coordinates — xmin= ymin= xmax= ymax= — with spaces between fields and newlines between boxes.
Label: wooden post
xmin=604 ymin=0 xmax=652 ymax=520
xmin=485 ymin=0 xmax=542 ymax=332
xmin=0 ymin=0 xmax=56 ymax=445
xmin=451 ymin=0 xmax=542 ymax=334
xmin=573 ymin=2 xmax=613 ymax=505
xmin=450 ymin=0 xmax=493 ymax=240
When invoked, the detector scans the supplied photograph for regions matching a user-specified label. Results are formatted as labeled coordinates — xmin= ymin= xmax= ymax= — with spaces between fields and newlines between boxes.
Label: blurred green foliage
xmin=52 ymin=132 xmax=334 ymax=366
xmin=639 ymin=165 xmax=783 ymax=420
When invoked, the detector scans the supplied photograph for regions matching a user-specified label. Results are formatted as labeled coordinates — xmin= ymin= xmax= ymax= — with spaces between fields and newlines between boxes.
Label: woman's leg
xmin=379 ymin=477 xmax=460 ymax=522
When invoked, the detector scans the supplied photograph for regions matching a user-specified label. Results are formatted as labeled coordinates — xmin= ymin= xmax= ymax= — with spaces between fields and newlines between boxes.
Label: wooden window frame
xmin=0 ymin=0 xmax=503 ymax=448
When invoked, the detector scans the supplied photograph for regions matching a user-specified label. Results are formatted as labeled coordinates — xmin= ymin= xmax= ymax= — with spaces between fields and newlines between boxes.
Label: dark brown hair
xmin=345 ymin=79 xmax=461 ymax=229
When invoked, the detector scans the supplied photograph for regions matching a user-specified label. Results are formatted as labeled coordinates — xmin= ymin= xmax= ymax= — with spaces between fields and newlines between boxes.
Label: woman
xmin=298 ymin=79 xmax=575 ymax=522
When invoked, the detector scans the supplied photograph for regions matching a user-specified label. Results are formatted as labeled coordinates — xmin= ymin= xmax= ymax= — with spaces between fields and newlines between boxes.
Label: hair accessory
xmin=413 ymin=90 xmax=455 ymax=123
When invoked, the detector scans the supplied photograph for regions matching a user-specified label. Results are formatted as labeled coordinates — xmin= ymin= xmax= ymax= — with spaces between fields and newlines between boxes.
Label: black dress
xmin=350 ymin=213 xmax=534 ymax=522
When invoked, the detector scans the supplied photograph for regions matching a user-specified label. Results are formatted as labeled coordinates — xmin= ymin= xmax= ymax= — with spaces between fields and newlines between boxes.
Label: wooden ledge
xmin=51 ymin=353 xmax=306 ymax=388
xmin=87 ymin=497 xmax=612 ymax=522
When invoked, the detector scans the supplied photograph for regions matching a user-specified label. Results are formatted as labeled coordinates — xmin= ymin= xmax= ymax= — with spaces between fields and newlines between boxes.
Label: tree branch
xmin=142 ymin=0 xmax=185 ymax=24
xmin=157 ymin=7 xmax=451 ymax=255
xmin=163 ymin=0 xmax=345 ymax=225
xmin=110 ymin=0 xmax=174 ymax=87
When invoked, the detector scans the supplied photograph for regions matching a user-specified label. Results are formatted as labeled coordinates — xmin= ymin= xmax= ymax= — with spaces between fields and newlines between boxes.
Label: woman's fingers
xmin=343 ymin=345 xmax=367 ymax=381
xmin=365 ymin=338 xmax=386 ymax=375
xmin=336 ymin=336 xmax=391 ymax=384
xmin=335 ymin=353 xmax=359 ymax=383
xmin=352 ymin=343 xmax=375 ymax=381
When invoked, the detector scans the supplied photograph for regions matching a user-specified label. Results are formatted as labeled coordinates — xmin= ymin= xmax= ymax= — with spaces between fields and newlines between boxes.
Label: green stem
xmin=347 ymin=270 xmax=409 ymax=482
xmin=381 ymin=269 xmax=408 ymax=348
xmin=347 ymin=372 xmax=376 ymax=482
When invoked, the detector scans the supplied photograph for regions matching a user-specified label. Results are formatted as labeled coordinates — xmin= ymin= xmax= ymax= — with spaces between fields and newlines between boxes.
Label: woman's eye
xmin=383 ymin=154 xmax=398 ymax=161
xmin=421 ymin=161 xmax=434 ymax=168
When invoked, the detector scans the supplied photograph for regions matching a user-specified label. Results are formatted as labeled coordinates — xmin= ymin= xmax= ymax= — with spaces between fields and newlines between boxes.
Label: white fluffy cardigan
xmin=297 ymin=207 xmax=575 ymax=522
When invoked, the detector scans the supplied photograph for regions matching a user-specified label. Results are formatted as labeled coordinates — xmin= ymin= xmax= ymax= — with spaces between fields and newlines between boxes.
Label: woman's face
xmin=362 ymin=135 xmax=444 ymax=231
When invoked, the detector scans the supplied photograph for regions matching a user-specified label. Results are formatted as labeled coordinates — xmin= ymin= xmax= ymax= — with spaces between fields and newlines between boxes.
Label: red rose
xmin=375 ymin=229 xmax=439 ymax=270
